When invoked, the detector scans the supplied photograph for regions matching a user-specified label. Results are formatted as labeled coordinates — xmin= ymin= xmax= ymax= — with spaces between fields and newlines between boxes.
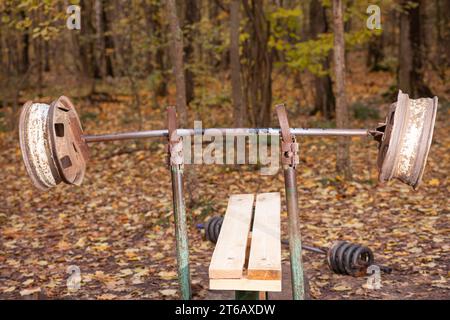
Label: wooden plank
xmin=209 ymin=194 xmax=254 ymax=279
xmin=247 ymin=192 xmax=281 ymax=280
xmin=210 ymin=277 xmax=281 ymax=292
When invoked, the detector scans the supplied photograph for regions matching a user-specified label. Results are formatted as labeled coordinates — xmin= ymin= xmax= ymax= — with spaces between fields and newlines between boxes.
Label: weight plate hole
xmin=61 ymin=156 xmax=72 ymax=169
xmin=55 ymin=123 xmax=65 ymax=137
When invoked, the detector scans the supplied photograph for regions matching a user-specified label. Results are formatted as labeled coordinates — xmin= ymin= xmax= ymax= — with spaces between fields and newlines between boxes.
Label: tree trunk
xmin=230 ymin=0 xmax=245 ymax=127
xmin=309 ymin=0 xmax=335 ymax=119
xmin=242 ymin=0 xmax=272 ymax=127
xmin=20 ymin=11 xmax=30 ymax=74
xmin=166 ymin=0 xmax=188 ymax=126
xmin=102 ymin=1 xmax=114 ymax=77
xmin=367 ymin=34 xmax=384 ymax=71
xmin=332 ymin=0 xmax=351 ymax=180
xmin=143 ymin=1 xmax=167 ymax=96
xmin=183 ymin=0 xmax=199 ymax=105
xmin=43 ymin=40 xmax=50 ymax=72
xmin=398 ymin=0 xmax=432 ymax=98
xmin=94 ymin=0 xmax=105 ymax=78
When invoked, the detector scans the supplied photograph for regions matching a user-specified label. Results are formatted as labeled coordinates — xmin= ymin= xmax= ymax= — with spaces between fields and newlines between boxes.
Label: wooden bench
xmin=209 ymin=193 xmax=282 ymax=297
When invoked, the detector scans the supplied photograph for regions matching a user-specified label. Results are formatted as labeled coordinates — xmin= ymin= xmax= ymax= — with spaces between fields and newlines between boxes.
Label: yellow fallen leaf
xmin=428 ymin=178 xmax=440 ymax=186
xmin=332 ymin=285 xmax=352 ymax=291
xmin=153 ymin=252 xmax=164 ymax=260
xmin=75 ymin=237 xmax=86 ymax=248
xmin=4 ymin=286 xmax=16 ymax=293
xmin=158 ymin=271 xmax=177 ymax=280
xmin=92 ymin=242 xmax=109 ymax=251
xmin=22 ymin=279 xmax=34 ymax=286
xmin=118 ymin=269 xmax=133 ymax=277
xmin=20 ymin=287 xmax=41 ymax=296
xmin=159 ymin=289 xmax=177 ymax=296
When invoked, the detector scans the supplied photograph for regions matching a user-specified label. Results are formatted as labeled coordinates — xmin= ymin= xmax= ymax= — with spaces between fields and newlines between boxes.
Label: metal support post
xmin=276 ymin=104 xmax=305 ymax=300
xmin=167 ymin=107 xmax=191 ymax=300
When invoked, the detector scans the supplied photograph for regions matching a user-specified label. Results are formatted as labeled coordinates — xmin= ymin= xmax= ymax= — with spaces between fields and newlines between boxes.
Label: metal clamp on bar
xmin=167 ymin=106 xmax=184 ymax=168
xmin=276 ymin=104 xmax=299 ymax=168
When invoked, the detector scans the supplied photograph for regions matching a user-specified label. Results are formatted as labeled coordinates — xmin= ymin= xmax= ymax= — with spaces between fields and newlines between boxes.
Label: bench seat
xmin=208 ymin=193 xmax=282 ymax=292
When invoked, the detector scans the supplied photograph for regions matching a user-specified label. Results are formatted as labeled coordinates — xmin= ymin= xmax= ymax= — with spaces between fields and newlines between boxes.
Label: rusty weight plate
xmin=377 ymin=91 xmax=438 ymax=189
xmin=48 ymin=96 xmax=89 ymax=186
xmin=19 ymin=101 xmax=61 ymax=190
xmin=19 ymin=97 xmax=89 ymax=190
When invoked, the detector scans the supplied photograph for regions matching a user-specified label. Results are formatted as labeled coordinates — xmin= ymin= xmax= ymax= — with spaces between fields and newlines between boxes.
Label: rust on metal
xmin=19 ymin=97 xmax=88 ymax=190
xmin=48 ymin=96 xmax=88 ymax=185
xmin=19 ymin=101 xmax=60 ymax=190
xmin=275 ymin=104 xmax=300 ymax=168
xmin=373 ymin=91 xmax=438 ymax=189
xmin=326 ymin=241 xmax=374 ymax=277
xmin=167 ymin=106 xmax=184 ymax=167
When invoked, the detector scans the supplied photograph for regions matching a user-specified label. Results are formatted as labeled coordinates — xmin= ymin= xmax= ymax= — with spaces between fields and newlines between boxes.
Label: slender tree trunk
xmin=36 ymin=38 xmax=43 ymax=97
xmin=166 ymin=0 xmax=188 ymax=126
xmin=20 ymin=11 xmax=30 ymax=74
xmin=398 ymin=2 xmax=411 ymax=94
xmin=43 ymin=40 xmax=50 ymax=72
xmin=102 ymin=1 xmax=114 ymax=77
xmin=183 ymin=0 xmax=199 ymax=105
xmin=242 ymin=0 xmax=272 ymax=127
xmin=309 ymin=0 xmax=335 ymax=119
xmin=143 ymin=1 xmax=167 ymax=96
xmin=230 ymin=0 xmax=245 ymax=127
xmin=332 ymin=0 xmax=351 ymax=180
xmin=94 ymin=0 xmax=105 ymax=78
xmin=398 ymin=0 xmax=432 ymax=97
xmin=367 ymin=34 xmax=384 ymax=71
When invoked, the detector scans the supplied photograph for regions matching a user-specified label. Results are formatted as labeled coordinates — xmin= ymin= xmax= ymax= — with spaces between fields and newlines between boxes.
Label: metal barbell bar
xmin=82 ymin=127 xmax=370 ymax=143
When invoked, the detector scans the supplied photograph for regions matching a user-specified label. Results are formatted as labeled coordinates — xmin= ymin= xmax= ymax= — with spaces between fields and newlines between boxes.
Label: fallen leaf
xmin=158 ymin=271 xmax=177 ymax=280
xmin=159 ymin=289 xmax=177 ymax=296
xmin=20 ymin=287 xmax=41 ymax=296
xmin=332 ymin=285 xmax=352 ymax=292
xmin=97 ymin=293 xmax=117 ymax=300
xmin=428 ymin=178 xmax=440 ymax=186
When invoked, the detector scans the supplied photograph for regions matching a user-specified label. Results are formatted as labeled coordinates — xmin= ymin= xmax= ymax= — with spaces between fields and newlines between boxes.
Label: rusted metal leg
xmin=284 ymin=166 xmax=305 ymax=300
xmin=276 ymin=104 xmax=305 ymax=300
xmin=167 ymin=106 xmax=191 ymax=300
xmin=170 ymin=165 xmax=191 ymax=300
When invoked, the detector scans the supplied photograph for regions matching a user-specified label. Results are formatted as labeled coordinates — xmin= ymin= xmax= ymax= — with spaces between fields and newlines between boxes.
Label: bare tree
xmin=242 ymin=0 xmax=272 ymax=127
xmin=398 ymin=0 xmax=432 ymax=97
xmin=332 ymin=0 xmax=351 ymax=179
xmin=183 ymin=0 xmax=200 ymax=105
xmin=309 ymin=0 xmax=335 ymax=119
xmin=94 ymin=0 xmax=105 ymax=78
xmin=166 ymin=0 xmax=188 ymax=126
xmin=230 ymin=0 xmax=245 ymax=127
xmin=367 ymin=34 xmax=384 ymax=71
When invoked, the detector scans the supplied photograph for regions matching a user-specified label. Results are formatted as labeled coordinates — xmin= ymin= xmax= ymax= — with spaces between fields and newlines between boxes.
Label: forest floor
xmin=0 ymin=62 xmax=449 ymax=300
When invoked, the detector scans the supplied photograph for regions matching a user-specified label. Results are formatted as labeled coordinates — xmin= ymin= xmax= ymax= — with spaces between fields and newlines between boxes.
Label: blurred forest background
xmin=0 ymin=0 xmax=448 ymax=299
xmin=0 ymin=0 xmax=449 ymax=175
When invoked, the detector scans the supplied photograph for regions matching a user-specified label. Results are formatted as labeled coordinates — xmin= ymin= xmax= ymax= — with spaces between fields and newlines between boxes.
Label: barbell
xmin=18 ymin=91 xmax=438 ymax=190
